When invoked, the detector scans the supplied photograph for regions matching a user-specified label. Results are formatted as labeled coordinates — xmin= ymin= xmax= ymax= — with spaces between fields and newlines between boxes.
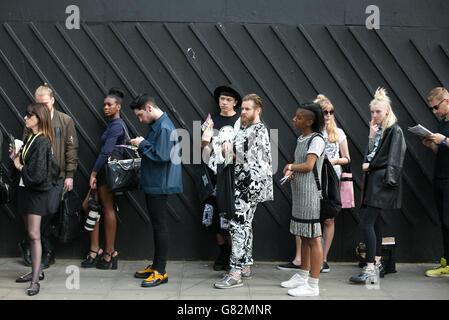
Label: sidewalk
xmin=0 ymin=258 xmax=447 ymax=300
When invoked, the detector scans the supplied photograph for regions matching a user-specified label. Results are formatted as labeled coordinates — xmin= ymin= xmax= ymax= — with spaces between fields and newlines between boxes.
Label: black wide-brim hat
xmin=213 ymin=86 xmax=242 ymax=109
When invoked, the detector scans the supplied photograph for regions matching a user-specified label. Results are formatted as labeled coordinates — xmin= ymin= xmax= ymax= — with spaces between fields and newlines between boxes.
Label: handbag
xmin=194 ymin=164 xmax=215 ymax=203
xmin=105 ymin=121 xmax=141 ymax=193
xmin=340 ymin=172 xmax=355 ymax=209
xmin=0 ymin=167 xmax=11 ymax=205
xmin=215 ymin=163 xmax=236 ymax=221
xmin=47 ymin=178 xmax=64 ymax=215
xmin=56 ymin=191 xmax=83 ymax=243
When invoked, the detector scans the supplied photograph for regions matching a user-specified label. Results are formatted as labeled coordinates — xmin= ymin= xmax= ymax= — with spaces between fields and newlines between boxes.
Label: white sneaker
xmin=288 ymin=282 xmax=319 ymax=297
xmin=280 ymin=273 xmax=307 ymax=288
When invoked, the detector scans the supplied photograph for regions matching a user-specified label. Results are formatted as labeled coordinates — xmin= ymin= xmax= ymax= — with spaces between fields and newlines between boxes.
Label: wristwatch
xmin=288 ymin=163 xmax=293 ymax=171
xmin=441 ymin=137 xmax=447 ymax=146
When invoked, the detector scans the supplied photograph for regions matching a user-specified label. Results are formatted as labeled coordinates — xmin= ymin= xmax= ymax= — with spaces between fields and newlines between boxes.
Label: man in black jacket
xmin=422 ymin=87 xmax=449 ymax=277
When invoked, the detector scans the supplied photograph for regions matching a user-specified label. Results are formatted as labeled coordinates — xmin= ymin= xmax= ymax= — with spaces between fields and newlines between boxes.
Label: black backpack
xmin=308 ymin=133 xmax=342 ymax=220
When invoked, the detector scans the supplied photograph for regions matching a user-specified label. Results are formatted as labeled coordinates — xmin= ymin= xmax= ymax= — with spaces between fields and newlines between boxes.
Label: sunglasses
xmin=431 ymin=99 xmax=446 ymax=111
xmin=25 ymin=111 xmax=37 ymax=119
xmin=323 ymin=110 xmax=334 ymax=115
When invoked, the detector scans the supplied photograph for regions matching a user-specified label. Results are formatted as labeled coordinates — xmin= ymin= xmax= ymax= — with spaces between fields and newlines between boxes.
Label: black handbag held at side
xmin=105 ymin=121 xmax=141 ymax=193
xmin=56 ymin=191 xmax=83 ymax=243
xmin=0 ymin=168 xmax=11 ymax=205
xmin=105 ymin=150 xmax=141 ymax=193
xmin=193 ymin=164 xmax=215 ymax=204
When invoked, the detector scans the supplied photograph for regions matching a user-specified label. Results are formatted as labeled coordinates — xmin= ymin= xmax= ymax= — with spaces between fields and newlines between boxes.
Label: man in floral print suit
xmin=214 ymin=93 xmax=273 ymax=289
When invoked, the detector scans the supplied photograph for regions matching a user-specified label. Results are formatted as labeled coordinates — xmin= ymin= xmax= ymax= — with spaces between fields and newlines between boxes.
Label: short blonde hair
xmin=35 ymin=83 xmax=53 ymax=98
xmin=370 ymin=87 xmax=397 ymax=133
xmin=426 ymin=87 xmax=449 ymax=102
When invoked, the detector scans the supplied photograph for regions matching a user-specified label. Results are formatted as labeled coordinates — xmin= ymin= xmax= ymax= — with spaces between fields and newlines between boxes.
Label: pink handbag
xmin=340 ymin=172 xmax=355 ymax=209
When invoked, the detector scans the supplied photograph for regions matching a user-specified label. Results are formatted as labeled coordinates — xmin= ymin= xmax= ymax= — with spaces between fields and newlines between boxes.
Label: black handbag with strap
xmin=193 ymin=164 xmax=215 ymax=204
xmin=0 ymin=166 xmax=11 ymax=205
xmin=56 ymin=191 xmax=83 ymax=243
xmin=105 ymin=121 xmax=141 ymax=193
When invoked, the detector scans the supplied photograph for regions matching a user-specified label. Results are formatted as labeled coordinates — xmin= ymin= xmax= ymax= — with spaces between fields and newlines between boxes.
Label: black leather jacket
xmin=361 ymin=123 xmax=406 ymax=209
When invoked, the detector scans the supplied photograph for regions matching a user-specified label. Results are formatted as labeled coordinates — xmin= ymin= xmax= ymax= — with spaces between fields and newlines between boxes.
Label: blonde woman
xmin=314 ymin=94 xmax=350 ymax=273
xmin=350 ymin=88 xmax=406 ymax=284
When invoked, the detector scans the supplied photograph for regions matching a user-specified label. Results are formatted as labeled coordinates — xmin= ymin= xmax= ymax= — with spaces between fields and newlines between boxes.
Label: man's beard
xmin=240 ymin=114 xmax=255 ymax=127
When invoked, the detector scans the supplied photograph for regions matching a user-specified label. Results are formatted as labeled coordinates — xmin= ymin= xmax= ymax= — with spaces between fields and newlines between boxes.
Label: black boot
xmin=18 ymin=240 xmax=32 ymax=267
xmin=214 ymin=244 xmax=232 ymax=271
xmin=213 ymin=244 xmax=227 ymax=271
xmin=41 ymin=250 xmax=55 ymax=269
xmin=223 ymin=244 xmax=231 ymax=271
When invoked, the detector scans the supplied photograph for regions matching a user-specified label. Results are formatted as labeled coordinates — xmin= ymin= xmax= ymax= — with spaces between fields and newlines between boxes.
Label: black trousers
xmin=434 ymin=179 xmax=449 ymax=261
xmin=361 ymin=206 xmax=384 ymax=263
xmin=145 ymin=194 xmax=169 ymax=274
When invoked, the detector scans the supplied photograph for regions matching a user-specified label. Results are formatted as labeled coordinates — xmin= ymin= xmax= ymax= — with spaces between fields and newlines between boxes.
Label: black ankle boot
xmin=214 ymin=244 xmax=229 ymax=271
xmin=18 ymin=240 xmax=32 ymax=267
xmin=41 ymin=251 xmax=55 ymax=269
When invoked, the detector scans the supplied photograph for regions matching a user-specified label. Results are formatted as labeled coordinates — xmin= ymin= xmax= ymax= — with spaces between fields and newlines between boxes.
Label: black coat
xmin=20 ymin=135 xmax=56 ymax=192
xmin=361 ymin=123 xmax=406 ymax=209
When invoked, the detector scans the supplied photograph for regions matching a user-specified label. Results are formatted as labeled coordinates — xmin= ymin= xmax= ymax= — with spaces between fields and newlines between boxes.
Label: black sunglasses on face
xmin=25 ymin=111 xmax=37 ymax=118
xmin=323 ymin=110 xmax=334 ymax=115
xmin=431 ymin=99 xmax=446 ymax=111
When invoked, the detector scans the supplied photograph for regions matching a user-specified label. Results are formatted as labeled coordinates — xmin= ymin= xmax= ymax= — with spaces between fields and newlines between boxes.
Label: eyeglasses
xmin=323 ymin=110 xmax=334 ymax=115
xmin=431 ymin=99 xmax=446 ymax=111
xmin=25 ymin=111 xmax=37 ymax=118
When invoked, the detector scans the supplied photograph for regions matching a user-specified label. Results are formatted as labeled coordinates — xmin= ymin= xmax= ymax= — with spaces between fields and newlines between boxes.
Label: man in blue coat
xmin=129 ymin=94 xmax=183 ymax=288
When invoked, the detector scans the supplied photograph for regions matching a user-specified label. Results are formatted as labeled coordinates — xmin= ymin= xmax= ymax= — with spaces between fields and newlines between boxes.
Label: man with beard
xmin=214 ymin=93 xmax=273 ymax=289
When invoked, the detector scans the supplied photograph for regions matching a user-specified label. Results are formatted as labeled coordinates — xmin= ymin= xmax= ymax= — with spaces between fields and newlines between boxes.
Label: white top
xmin=322 ymin=128 xmax=347 ymax=177
xmin=306 ymin=135 xmax=325 ymax=157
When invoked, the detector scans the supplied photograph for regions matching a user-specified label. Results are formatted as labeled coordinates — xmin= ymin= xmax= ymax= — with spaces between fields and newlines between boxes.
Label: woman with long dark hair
xmin=80 ymin=88 xmax=129 ymax=270
xmin=13 ymin=103 xmax=56 ymax=296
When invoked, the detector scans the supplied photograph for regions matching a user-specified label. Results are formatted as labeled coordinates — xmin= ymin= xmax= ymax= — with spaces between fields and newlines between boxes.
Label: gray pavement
xmin=0 ymin=258 xmax=448 ymax=300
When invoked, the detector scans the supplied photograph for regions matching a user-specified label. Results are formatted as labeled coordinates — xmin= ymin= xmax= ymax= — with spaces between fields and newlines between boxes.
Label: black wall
xmin=0 ymin=0 xmax=448 ymax=262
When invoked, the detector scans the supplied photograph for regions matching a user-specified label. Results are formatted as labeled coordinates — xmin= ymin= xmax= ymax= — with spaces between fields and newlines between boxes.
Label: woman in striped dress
xmin=280 ymin=102 xmax=325 ymax=297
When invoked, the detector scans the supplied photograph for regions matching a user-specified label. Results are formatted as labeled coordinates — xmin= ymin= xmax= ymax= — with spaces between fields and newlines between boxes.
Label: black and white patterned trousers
xmin=229 ymin=199 xmax=258 ymax=274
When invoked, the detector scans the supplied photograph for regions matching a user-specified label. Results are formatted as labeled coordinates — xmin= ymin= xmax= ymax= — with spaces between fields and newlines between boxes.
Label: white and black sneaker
xmin=277 ymin=262 xmax=301 ymax=271
xmin=320 ymin=261 xmax=330 ymax=273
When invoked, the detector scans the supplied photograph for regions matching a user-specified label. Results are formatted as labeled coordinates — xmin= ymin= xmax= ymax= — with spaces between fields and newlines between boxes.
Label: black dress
xmin=18 ymin=134 xmax=54 ymax=216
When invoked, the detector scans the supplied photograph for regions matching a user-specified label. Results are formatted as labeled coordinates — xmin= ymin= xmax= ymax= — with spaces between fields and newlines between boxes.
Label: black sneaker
xmin=276 ymin=262 xmax=301 ymax=271
xmin=320 ymin=261 xmax=330 ymax=273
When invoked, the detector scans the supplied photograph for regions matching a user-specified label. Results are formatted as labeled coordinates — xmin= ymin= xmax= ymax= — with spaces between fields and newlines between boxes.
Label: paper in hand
xmin=407 ymin=124 xmax=433 ymax=136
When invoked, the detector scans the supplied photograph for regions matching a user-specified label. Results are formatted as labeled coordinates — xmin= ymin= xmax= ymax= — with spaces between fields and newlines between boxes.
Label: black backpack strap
xmin=306 ymin=133 xmax=324 ymax=192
